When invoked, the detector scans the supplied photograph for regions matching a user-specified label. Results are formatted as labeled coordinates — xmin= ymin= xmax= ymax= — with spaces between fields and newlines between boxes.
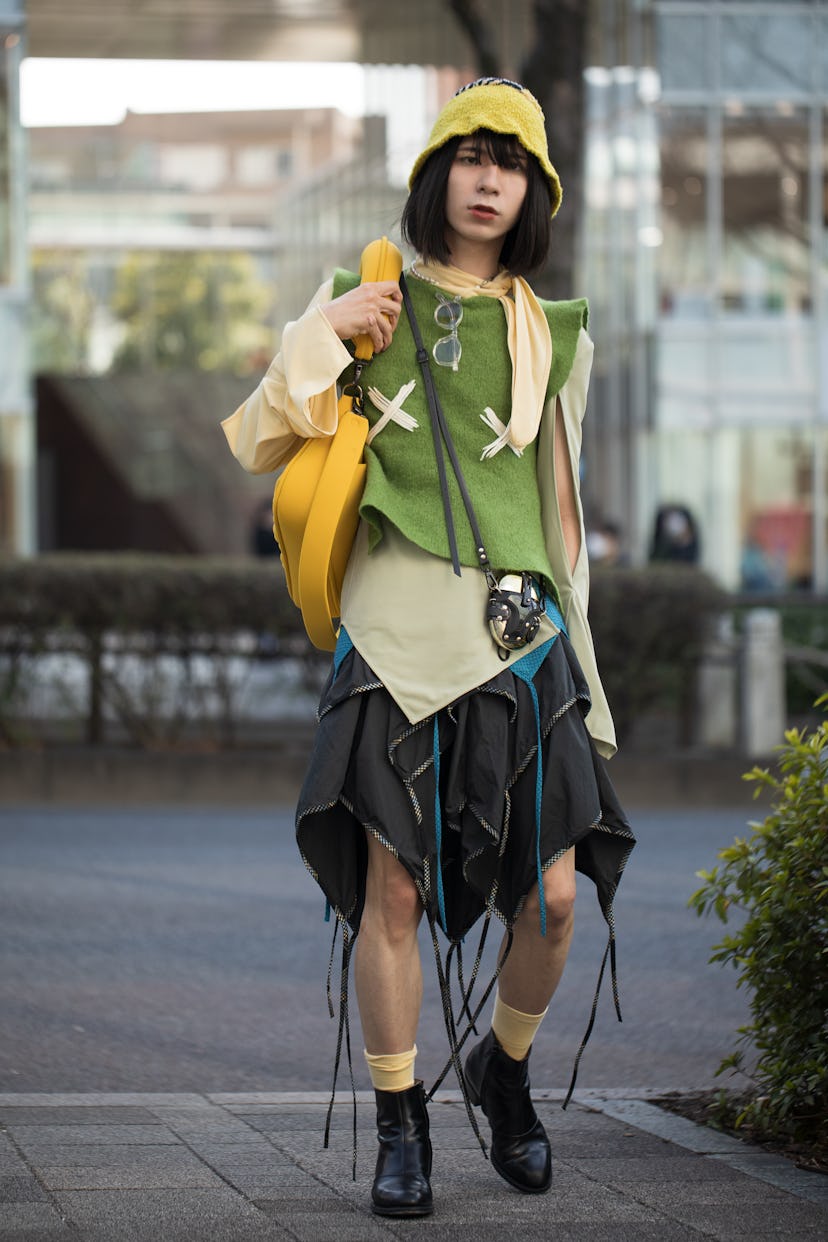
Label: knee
xmin=364 ymin=849 xmax=422 ymax=941
xmin=541 ymin=866 xmax=576 ymax=936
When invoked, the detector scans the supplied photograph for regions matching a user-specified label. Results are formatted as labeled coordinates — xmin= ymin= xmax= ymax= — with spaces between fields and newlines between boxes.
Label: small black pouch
xmin=486 ymin=572 xmax=543 ymax=654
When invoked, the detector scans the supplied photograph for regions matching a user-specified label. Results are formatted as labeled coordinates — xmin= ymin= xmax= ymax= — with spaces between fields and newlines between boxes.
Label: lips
xmin=470 ymin=205 xmax=498 ymax=220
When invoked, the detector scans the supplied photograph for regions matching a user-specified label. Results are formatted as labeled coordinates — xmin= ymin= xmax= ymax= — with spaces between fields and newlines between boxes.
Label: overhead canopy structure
xmin=24 ymin=0 xmax=534 ymax=71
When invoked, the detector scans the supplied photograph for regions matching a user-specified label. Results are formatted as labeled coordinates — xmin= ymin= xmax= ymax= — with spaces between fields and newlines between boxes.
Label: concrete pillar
xmin=741 ymin=609 xmax=786 ymax=758
xmin=696 ymin=612 xmax=738 ymax=749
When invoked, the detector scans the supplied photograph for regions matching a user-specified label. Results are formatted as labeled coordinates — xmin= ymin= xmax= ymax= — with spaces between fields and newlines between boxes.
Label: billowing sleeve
xmin=220 ymin=279 xmax=354 ymax=474
xmin=538 ymin=327 xmax=618 ymax=758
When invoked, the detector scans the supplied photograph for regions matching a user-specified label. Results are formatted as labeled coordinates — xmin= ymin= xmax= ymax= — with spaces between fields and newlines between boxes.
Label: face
xmin=443 ymin=135 xmax=529 ymax=266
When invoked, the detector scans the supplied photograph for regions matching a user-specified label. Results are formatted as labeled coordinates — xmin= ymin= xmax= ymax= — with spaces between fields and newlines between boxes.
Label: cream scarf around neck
xmin=410 ymin=259 xmax=553 ymax=451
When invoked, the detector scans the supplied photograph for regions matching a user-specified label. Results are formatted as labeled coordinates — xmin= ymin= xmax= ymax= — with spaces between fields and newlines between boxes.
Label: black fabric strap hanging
xmin=400 ymin=273 xmax=496 ymax=589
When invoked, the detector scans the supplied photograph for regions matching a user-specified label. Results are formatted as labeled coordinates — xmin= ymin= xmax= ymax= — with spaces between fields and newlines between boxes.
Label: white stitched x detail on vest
xmin=366 ymin=381 xmax=419 ymax=444
xmin=480 ymin=406 xmax=523 ymax=460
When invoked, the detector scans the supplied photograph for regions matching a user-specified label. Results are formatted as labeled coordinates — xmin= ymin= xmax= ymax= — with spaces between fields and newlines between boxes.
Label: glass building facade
xmin=0 ymin=0 xmax=28 ymax=554
xmin=4 ymin=0 xmax=826 ymax=585
xmin=582 ymin=0 xmax=827 ymax=591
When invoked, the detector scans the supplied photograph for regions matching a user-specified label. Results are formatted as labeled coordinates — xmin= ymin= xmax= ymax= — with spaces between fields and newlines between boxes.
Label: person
xmin=586 ymin=518 xmax=626 ymax=568
xmin=222 ymin=77 xmax=635 ymax=1219
xmin=649 ymin=502 xmax=700 ymax=564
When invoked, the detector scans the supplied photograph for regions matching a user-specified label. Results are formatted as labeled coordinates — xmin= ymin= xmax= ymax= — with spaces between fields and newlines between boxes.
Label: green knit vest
xmin=333 ymin=269 xmax=587 ymax=590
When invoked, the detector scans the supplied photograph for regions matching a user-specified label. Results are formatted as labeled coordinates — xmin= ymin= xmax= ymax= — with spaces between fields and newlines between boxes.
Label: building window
xmin=822 ymin=107 xmax=828 ymax=310
xmin=657 ymin=12 xmax=710 ymax=94
xmin=721 ymin=11 xmax=811 ymax=96
xmin=236 ymin=145 xmax=293 ymax=187
xmin=739 ymin=429 xmax=817 ymax=592
xmin=0 ymin=46 xmax=10 ymax=284
xmin=658 ymin=108 xmax=709 ymax=317
xmin=157 ymin=144 xmax=228 ymax=191
xmin=721 ymin=111 xmax=809 ymax=315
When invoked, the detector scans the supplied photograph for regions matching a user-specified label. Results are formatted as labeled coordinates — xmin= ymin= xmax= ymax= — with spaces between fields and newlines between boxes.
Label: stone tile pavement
xmin=1 ymin=1090 xmax=826 ymax=1241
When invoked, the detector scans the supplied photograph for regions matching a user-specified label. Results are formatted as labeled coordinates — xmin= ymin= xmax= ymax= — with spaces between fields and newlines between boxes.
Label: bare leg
xmin=355 ymin=832 xmax=424 ymax=1054
xmin=497 ymin=847 xmax=576 ymax=1014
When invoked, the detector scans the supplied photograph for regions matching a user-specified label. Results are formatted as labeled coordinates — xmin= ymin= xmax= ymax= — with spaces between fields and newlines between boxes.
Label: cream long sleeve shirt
xmin=221 ymin=280 xmax=617 ymax=757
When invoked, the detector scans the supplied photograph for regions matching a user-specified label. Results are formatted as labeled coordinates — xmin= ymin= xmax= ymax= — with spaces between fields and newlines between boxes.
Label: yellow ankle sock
xmin=491 ymin=993 xmax=548 ymax=1061
xmin=364 ymin=1045 xmax=417 ymax=1092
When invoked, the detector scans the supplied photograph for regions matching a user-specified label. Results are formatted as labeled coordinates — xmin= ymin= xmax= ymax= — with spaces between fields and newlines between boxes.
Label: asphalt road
xmin=0 ymin=804 xmax=755 ymax=1094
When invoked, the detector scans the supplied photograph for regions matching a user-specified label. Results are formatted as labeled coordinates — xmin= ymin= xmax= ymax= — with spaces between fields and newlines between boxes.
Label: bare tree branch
xmin=443 ymin=0 xmax=587 ymax=297
xmin=448 ymin=0 xmax=502 ymax=77
xmin=521 ymin=0 xmax=586 ymax=299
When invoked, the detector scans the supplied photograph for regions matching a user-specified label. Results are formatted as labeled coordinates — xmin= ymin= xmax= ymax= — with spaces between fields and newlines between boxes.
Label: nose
xmin=476 ymin=160 xmax=500 ymax=193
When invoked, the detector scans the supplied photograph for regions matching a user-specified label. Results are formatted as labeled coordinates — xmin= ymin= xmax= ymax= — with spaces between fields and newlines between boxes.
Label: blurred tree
xmin=448 ymin=0 xmax=586 ymax=300
xmin=110 ymin=250 xmax=273 ymax=374
xmin=30 ymin=251 xmax=98 ymax=373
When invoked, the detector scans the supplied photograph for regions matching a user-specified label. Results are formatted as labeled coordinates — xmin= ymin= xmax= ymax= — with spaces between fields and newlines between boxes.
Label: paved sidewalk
xmin=1 ymin=1091 xmax=826 ymax=1241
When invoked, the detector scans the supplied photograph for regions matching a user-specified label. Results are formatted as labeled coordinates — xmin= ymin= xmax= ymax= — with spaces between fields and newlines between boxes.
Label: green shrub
xmin=690 ymin=697 xmax=828 ymax=1151
xmin=0 ymin=553 xmax=296 ymax=636
xmin=589 ymin=565 xmax=724 ymax=743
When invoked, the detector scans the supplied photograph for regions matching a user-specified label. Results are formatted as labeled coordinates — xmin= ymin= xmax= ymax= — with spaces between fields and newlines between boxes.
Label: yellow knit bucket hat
xmin=408 ymin=76 xmax=562 ymax=217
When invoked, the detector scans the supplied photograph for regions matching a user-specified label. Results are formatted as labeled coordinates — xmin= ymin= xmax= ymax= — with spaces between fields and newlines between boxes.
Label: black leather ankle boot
xmin=464 ymin=1029 xmax=552 ymax=1193
xmin=371 ymin=1080 xmax=433 ymax=1217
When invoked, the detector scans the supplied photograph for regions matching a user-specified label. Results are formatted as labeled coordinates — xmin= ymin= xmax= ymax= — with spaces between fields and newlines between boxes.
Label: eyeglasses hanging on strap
xmin=432 ymin=295 xmax=463 ymax=372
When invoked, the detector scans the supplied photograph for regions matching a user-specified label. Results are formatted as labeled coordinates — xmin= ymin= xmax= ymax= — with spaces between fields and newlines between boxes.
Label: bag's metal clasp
xmin=343 ymin=357 xmax=369 ymax=414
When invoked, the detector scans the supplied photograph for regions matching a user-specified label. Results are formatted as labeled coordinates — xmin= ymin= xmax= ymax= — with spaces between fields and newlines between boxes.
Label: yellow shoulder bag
xmin=271 ymin=237 xmax=403 ymax=651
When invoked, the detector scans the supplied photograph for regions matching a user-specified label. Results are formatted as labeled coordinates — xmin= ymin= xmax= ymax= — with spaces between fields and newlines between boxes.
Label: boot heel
xmin=463 ymin=1044 xmax=483 ymax=1107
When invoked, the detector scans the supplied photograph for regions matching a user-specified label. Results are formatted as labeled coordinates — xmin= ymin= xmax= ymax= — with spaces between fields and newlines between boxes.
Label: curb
xmin=573 ymin=1094 xmax=828 ymax=1208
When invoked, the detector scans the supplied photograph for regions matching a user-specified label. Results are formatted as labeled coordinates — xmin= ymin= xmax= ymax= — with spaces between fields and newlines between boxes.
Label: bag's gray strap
xmin=399 ymin=273 xmax=494 ymax=585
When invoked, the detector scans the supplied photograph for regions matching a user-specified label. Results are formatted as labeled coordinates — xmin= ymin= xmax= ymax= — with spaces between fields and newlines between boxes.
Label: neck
xmin=444 ymin=233 xmax=502 ymax=281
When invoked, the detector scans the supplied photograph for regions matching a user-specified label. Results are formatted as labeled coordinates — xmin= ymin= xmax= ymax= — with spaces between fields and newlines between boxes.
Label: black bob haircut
xmin=401 ymin=130 xmax=553 ymax=277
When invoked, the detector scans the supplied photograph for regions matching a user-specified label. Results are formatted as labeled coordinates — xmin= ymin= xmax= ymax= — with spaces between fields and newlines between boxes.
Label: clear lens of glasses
xmin=433 ymin=296 xmax=463 ymax=371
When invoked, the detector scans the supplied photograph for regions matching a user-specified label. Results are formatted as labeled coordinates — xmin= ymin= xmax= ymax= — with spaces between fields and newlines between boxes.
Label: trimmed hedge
xmin=0 ymin=554 xmax=724 ymax=747
xmin=588 ymin=564 xmax=725 ymax=743
xmin=0 ymin=553 xmax=296 ymax=637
